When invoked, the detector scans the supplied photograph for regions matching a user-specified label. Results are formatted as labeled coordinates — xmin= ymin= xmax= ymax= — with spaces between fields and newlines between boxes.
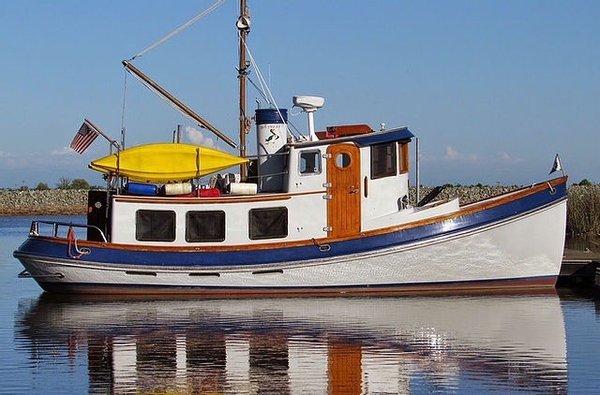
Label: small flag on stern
xmin=549 ymin=154 xmax=563 ymax=175
xmin=70 ymin=119 xmax=100 ymax=154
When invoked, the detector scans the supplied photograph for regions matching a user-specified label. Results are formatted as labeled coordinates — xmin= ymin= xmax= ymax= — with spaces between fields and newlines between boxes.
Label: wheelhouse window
xmin=299 ymin=150 xmax=321 ymax=175
xmin=371 ymin=142 xmax=397 ymax=179
xmin=136 ymin=210 xmax=175 ymax=242
xmin=186 ymin=211 xmax=225 ymax=242
xmin=249 ymin=207 xmax=288 ymax=240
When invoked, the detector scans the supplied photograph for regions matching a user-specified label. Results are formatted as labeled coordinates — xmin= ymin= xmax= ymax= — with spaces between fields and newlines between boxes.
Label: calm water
xmin=1 ymin=216 xmax=599 ymax=394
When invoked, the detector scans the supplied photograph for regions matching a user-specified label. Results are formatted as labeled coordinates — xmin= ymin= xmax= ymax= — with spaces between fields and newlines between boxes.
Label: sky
xmin=0 ymin=0 xmax=598 ymax=187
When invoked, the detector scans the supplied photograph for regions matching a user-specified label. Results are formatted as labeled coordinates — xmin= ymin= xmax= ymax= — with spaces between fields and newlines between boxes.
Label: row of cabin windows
xmin=370 ymin=142 xmax=409 ymax=179
xmin=297 ymin=142 xmax=409 ymax=179
xmin=135 ymin=208 xmax=288 ymax=243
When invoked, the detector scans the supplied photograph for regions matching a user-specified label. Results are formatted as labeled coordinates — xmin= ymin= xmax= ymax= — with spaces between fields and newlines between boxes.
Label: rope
xmin=67 ymin=226 xmax=90 ymax=259
xmin=196 ymin=147 xmax=201 ymax=178
xmin=130 ymin=0 xmax=226 ymax=61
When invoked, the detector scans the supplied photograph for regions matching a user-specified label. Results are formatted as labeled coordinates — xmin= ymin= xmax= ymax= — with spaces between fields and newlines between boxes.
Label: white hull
xmin=18 ymin=199 xmax=567 ymax=294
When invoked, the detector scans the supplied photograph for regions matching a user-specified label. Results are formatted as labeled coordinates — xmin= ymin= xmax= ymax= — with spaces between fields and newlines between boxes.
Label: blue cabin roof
xmin=290 ymin=127 xmax=414 ymax=149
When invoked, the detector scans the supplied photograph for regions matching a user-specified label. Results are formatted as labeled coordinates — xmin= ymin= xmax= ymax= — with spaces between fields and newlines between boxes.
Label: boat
xmin=13 ymin=0 xmax=568 ymax=295
xmin=15 ymin=295 xmax=567 ymax=393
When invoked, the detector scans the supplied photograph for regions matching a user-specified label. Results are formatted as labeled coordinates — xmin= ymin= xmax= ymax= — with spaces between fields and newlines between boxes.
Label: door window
xmin=335 ymin=152 xmax=352 ymax=169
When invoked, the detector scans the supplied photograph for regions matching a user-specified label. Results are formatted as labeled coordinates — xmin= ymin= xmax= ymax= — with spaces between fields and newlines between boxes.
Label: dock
xmin=560 ymin=248 xmax=600 ymax=287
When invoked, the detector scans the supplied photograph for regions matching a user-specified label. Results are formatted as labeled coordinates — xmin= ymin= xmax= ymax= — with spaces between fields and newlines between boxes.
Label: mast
xmin=237 ymin=0 xmax=250 ymax=179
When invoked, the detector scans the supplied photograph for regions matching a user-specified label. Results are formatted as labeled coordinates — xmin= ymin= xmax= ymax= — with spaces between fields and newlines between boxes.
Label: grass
xmin=567 ymin=185 xmax=600 ymax=236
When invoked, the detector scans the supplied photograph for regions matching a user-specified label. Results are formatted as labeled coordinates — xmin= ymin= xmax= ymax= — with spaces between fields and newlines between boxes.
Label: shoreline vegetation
xmin=1 ymin=182 xmax=598 ymax=237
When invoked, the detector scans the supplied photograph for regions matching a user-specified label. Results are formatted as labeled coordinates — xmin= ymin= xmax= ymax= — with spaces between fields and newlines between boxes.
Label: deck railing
xmin=29 ymin=220 xmax=107 ymax=243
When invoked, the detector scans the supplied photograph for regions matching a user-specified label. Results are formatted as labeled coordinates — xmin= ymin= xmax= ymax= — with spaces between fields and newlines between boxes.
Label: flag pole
xmin=84 ymin=119 xmax=120 ymax=151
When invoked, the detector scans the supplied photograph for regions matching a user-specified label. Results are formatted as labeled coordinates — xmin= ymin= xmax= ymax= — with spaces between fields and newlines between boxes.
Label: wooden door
xmin=327 ymin=144 xmax=361 ymax=238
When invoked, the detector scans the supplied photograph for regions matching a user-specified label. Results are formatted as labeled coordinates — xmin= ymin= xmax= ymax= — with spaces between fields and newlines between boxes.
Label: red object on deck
xmin=316 ymin=124 xmax=373 ymax=140
xmin=199 ymin=187 xmax=221 ymax=197
xmin=178 ymin=187 xmax=221 ymax=198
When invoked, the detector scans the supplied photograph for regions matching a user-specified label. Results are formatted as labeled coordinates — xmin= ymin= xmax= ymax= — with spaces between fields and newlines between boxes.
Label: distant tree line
xmin=442 ymin=179 xmax=596 ymax=188
xmin=54 ymin=177 xmax=91 ymax=190
xmin=14 ymin=178 xmax=93 ymax=191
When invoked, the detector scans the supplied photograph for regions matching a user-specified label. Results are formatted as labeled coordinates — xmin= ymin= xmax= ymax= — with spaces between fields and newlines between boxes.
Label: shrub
xmin=579 ymin=179 xmax=592 ymax=186
xmin=567 ymin=185 xmax=600 ymax=236
xmin=57 ymin=177 xmax=71 ymax=189
xmin=35 ymin=182 xmax=50 ymax=190
xmin=70 ymin=178 xmax=90 ymax=190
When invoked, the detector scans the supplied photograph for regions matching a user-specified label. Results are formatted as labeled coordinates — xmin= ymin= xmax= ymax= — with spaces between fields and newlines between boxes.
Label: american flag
xmin=70 ymin=119 xmax=100 ymax=154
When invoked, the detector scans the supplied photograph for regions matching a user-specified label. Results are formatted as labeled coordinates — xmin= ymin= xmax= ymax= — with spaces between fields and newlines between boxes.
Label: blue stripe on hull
xmin=16 ymin=182 xmax=567 ymax=268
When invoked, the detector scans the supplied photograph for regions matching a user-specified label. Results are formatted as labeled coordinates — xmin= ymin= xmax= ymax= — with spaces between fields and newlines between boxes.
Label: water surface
xmin=1 ymin=216 xmax=599 ymax=394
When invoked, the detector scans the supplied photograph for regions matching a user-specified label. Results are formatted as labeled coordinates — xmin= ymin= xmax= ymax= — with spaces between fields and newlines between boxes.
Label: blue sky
xmin=0 ymin=0 xmax=598 ymax=187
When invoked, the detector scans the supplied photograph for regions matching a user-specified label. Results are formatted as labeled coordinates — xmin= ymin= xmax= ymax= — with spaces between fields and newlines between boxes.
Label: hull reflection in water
xmin=15 ymin=295 xmax=567 ymax=393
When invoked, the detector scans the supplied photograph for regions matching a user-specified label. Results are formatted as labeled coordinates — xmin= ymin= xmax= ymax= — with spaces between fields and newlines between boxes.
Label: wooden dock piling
xmin=560 ymin=248 xmax=600 ymax=287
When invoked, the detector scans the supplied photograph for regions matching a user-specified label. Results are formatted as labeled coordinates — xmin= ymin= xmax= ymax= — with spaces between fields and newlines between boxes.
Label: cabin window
xmin=299 ymin=150 xmax=322 ymax=175
xmin=399 ymin=142 xmax=409 ymax=173
xmin=136 ymin=210 xmax=176 ymax=242
xmin=249 ymin=207 xmax=288 ymax=240
xmin=371 ymin=142 xmax=397 ymax=179
xmin=186 ymin=211 xmax=225 ymax=242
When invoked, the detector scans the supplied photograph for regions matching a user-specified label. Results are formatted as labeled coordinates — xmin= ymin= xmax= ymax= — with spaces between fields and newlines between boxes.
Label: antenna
xmin=293 ymin=96 xmax=325 ymax=141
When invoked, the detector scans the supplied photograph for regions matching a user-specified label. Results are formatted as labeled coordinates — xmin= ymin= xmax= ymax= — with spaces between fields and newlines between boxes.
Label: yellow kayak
xmin=89 ymin=143 xmax=248 ymax=182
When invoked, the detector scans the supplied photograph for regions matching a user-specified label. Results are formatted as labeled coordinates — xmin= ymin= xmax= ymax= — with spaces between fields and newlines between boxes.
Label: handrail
xmin=30 ymin=221 xmax=108 ymax=243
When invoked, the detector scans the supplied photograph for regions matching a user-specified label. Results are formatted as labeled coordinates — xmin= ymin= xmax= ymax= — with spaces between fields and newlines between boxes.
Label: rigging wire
xmin=247 ymin=73 xmax=304 ymax=138
xmin=129 ymin=0 xmax=226 ymax=61
xmin=124 ymin=66 xmax=233 ymax=149
xmin=125 ymin=68 xmax=203 ymax=131
xmin=284 ymin=113 xmax=305 ymax=138
xmin=247 ymin=75 xmax=270 ymax=103
xmin=239 ymin=32 xmax=303 ymax=140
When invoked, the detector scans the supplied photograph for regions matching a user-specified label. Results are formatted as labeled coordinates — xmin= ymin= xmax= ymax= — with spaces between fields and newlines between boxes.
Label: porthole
xmin=335 ymin=152 xmax=352 ymax=169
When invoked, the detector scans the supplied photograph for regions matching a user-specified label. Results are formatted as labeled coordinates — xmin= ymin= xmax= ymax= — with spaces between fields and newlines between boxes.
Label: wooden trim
xmin=34 ymin=177 xmax=567 ymax=253
xmin=38 ymin=276 xmax=558 ymax=296
xmin=114 ymin=190 xmax=325 ymax=204
xmin=399 ymin=142 xmax=409 ymax=174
